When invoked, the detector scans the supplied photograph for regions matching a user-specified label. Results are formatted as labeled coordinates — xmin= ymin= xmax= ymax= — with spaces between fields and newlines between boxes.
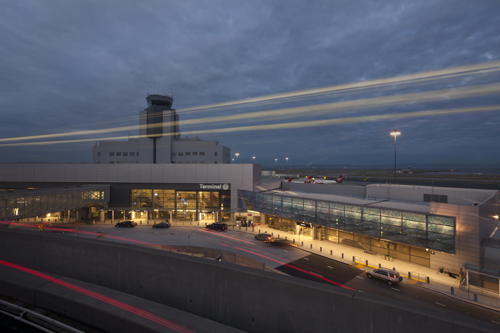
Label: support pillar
xmin=111 ymin=210 xmax=114 ymax=224
xmin=312 ymin=225 xmax=318 ymax=240
xmin=67 ymin=210 xmax=71 ymax=222
xmin=99 ymin=210 xmax=104 ymax=222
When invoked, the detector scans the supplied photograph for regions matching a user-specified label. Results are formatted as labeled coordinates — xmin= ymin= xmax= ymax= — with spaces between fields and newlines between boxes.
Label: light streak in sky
xmin=0 ymin=60 xmax=500 ymax=146
xmin=0 ymin=104 xmax=498 ymax=147
xmin=177 ymin=60 xmax=500 ymax=113
xmin=0 ymin=260 xmax=195 ymax=332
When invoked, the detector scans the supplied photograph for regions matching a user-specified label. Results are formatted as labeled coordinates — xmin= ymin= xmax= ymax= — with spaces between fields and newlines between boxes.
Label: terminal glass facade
xmin=131 ymin=189 xmax=230 ymax=221
xmin=239 ymin=190 xmax=456 ymax=254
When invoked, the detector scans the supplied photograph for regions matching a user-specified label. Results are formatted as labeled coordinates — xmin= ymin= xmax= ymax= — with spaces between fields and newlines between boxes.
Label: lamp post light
xmin=286 ymin=157 xmax=289 ymax=163
xmin=232 ymin=158 xmax=235 ymax=163
xmin=235 ymin=152 xmax=239 ymax=163
xmin=252 ymin=156 xmax=255 ymax=163
xmin=390 ymin=130 xmax=401 ymax=184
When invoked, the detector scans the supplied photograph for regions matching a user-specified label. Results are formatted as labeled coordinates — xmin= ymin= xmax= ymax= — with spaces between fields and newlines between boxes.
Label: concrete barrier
xmin=0 ymin=229 xmax=496 ymax=333
xmin=0 ymin=264 xmax=241 ymax=333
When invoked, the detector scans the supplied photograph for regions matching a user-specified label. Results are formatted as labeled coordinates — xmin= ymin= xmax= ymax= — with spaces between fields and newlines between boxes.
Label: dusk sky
xmin=1 ymin=1 xmax=500 ymax=169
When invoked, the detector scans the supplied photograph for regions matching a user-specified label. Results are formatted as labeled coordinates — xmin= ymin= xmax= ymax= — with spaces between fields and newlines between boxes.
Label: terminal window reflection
xmin=239 ymin=190 xmax=456 ymax=255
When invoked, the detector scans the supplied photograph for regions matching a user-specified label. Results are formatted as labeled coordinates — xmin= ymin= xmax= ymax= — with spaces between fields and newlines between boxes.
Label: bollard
xmin=366 ymin=260 xmax=368 ymax=266
xmin=293 ymin=239 xmax=295 ymax=243
xmin=259 ymin=229 xmax=261 ymax=233
xmin=426 ymin=277 xmax=430 ymax=284
xmin=310 ymin=244 xmax=312 ymax=249
xmin=272 ymin=232 xmax=273 ymax=236
xmin=451 ymin=287 xmax=454 ymax=295
xmin=301 ymin=241 xmax=303 ymax=246
xmin=342 ymin=253 xmax=344 ymax=259
xmin=379 ymin=263 xmax=381 ymax=268
xmin=285 ymin=236 xmax=287 ymax=240
xmin=352 ymin=256 xmax=355 ymax=262
xmin=474 ymin=294 xmax=478 ymax=302
xmin=320 ymin=247 xmax=322 ymax=252
xmin=393 ymin=267 xmax=395 ymax=271
xmin=330 ymin=250 xmax=332 ymax=255
xmin=408 ymin=272 xmax=411 ymax=279
xmin=278 ymin=234 xmax=280 ymax=238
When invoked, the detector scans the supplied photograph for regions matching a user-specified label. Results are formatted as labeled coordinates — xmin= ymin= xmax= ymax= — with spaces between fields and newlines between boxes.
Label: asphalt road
xmin=276 ymin=253 xmax=500 ymax=330
xmin=8 ymin=222 xmax=500 ymax=330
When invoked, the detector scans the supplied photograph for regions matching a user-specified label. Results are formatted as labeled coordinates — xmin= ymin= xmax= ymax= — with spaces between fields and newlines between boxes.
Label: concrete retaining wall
xmin=0 ymin=229 xmax=497 ymax=333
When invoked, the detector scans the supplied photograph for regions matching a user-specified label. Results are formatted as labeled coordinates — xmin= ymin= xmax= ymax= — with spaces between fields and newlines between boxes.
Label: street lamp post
xmin=235 ymin=152 xmax=239 ymax=163
xmin=286 ymin=157 xmax=289 ymax=163
xmin=275 ymin=158 xmax=277 ymax=166
xmin=390 ymin=130 xmax=401 ymax=183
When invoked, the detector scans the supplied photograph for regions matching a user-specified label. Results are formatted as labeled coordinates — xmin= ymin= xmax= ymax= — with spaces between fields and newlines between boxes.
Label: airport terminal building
xmin=1 ymin=163 xmax=499 ymax=275
xmin=240 ymin=181 xmax=500 ymax=273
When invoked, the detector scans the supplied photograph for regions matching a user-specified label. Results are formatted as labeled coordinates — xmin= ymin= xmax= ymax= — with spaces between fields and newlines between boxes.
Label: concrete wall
xmin=0 ymin=264 xmax=240 ymax=333
xmin=367 ymin=184 xmax=498 ymax=206
xmin=430 ymin=203 xmax=480 ymax=271
xmin=282 ymin=182 xmax=366 ymax=198
xmin=0 ymin=229 xmax=496 ymax=333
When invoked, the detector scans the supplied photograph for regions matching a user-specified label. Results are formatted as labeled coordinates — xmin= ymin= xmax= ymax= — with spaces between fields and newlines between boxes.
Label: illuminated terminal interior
xmin=239 ymin=190 xmax=456 ymax=267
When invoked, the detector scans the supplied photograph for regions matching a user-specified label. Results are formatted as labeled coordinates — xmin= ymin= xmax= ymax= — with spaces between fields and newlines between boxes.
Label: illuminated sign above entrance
xmin=199 ymin=184 xmax=230 ymax=190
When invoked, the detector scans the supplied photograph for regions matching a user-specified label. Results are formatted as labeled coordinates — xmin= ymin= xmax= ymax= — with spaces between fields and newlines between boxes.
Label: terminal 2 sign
xmin=199 ymin=184 xmax=230 ymax=191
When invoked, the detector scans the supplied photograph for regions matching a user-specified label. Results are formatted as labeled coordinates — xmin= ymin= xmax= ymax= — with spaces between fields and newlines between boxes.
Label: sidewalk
xmin=227 ymin=223 xmax=500 ymax=313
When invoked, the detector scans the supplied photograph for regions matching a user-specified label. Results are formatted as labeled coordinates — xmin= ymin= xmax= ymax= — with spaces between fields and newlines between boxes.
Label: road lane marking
xmin=358 ymin=290 xmax=364 ymax=293
xmin=327 ymin=266 xmax=333 ymax=269
xmin=356 ymin=276 xmax=364 ymax=279
xmin=309 ymin=271 xmax=323 ymax=277
xmin=391 ymin=288 xmax=400 ymax=292
xmin=435 ymin=302 xmax=446 ymax=307
xmin=303 ymin=258 xmax=309 ymax=260
xmin=492 ymin=320 xmax=500 ymax=325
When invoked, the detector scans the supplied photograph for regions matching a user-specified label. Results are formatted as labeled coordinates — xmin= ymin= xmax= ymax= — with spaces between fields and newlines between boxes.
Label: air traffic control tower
xmin=138 ymin=94 xmax=180 ymax=163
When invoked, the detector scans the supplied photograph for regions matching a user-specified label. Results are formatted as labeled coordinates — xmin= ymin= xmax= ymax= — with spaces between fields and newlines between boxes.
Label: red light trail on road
xmin=219 ymin=243 xmax=355 ymax=291
xmin=0 ymin=259 xmax=194 ymax=333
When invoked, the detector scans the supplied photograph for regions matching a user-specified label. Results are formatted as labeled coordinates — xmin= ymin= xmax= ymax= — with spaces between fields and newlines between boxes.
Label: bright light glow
xmin=390 ymin=130 xmax=401 ymax=137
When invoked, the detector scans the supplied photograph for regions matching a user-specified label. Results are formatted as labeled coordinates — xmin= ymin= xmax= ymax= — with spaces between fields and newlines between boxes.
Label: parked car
xmin=206 ymin=223 xmax=228 ymax=231
xmin=365 ymin=268 xmax=403 ymax=285
xmin=255 ymin=233 xmax=272 ymax=241
xmin=115 ymin=221 xmax=137 ymax=228
xmin=153 ymin=221 xmax=170 ymax=228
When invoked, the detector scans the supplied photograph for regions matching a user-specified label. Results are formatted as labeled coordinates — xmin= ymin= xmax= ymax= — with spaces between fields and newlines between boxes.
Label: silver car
xmin=366 ymin=268 xmax=403 ymax=285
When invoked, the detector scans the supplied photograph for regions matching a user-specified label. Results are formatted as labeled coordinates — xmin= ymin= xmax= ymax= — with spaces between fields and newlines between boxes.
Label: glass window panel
xmin=317 ymin=201 xmax=329 ymax=214
xmin=345 ymin=205 xmax=361 ymax=213
xmin=403 ymin=227 xmax=427 ymax=237
xmin=364 ymin=214 xmax=380 ymax=223
xmin=403 ymin=212 xmax=426 ymax=222
xmin=304 ymin=199 xmax=316 ymax=212
xmin=403 ymin=220 xmax=426 ymax=231
xmin=363 ymin=207 xmax=380 ymax=216
xmin=428 ymin=224 xmax=454 ymax=235
xmin=381 ymin=209 xmax=401 ymax=219
xmin=292 ymin=198 xmax=303 ymax=210
xmin=428 ymin=215 xmax=455 ymax=227
xmin=381 ymin=216 xmax=401 ymax=226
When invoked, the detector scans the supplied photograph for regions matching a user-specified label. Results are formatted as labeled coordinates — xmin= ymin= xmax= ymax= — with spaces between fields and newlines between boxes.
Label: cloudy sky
xmin=1 ymin=0 xmax=500 ymax=169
